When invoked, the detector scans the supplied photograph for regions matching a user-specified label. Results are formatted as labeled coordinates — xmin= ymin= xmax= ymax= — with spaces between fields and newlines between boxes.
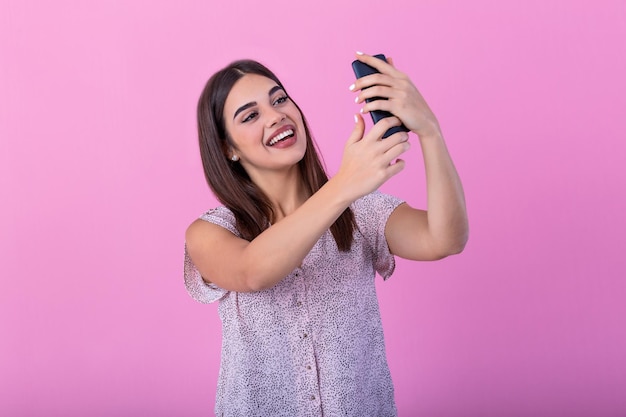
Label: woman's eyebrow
xmin=268 ymin=85 xmax=284 ymax=96
xmin=233 ymin=85 xmax=285 ymax=120
xmin=233 ymin=102 xmax=256 ymax=120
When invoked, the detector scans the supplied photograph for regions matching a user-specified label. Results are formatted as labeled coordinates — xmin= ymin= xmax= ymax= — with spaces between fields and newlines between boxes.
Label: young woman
xmin=184 ymin=52 xmax=468 ymax=416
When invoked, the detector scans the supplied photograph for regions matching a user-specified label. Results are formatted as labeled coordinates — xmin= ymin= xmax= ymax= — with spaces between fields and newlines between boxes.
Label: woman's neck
xmin=250 ymin=166 xmax=309 ymax=222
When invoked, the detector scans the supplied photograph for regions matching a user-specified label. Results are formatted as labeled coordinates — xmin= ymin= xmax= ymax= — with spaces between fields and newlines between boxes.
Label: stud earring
xmin=231 ymin=155 xmax=240 ymax=162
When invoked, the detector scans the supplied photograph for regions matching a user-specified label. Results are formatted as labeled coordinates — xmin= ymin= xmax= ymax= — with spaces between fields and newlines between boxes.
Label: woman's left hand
xmin=351 ymin=52 xmax=441 ymax=139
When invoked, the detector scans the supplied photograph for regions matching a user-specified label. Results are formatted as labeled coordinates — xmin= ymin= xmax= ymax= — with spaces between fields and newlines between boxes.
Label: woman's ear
xmin=220 ymin=138 xmax=236 ymax=162
xmin=223 ymin=144 xmax=239 ymax=162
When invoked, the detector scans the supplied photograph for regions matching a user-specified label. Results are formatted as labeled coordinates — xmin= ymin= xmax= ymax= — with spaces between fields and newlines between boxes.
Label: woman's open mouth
xmin=267 ymin=129 xmax=295 ymax=146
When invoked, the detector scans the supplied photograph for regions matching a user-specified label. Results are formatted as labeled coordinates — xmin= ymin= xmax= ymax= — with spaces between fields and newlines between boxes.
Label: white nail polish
xmin=354 ymin=96 xmax=359 ymax=103
xmin=354 ymin=114 xmax=358 ymax=123
xmin=356 ymin=51 xmax=364 ymax=55
xmin=348 ymin=84 xmax=355 ymax=91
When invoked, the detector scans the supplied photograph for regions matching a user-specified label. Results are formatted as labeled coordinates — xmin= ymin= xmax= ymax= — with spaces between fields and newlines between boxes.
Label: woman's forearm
xmin=419 ymin=131 xmax=469 ymax=254
xmin=235 ymin=178 xmax=352 ymax=291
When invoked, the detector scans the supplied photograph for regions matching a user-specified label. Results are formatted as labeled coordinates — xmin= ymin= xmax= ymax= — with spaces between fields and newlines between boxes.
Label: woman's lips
xmin=267 ymin=128 xmax=295 ymax=146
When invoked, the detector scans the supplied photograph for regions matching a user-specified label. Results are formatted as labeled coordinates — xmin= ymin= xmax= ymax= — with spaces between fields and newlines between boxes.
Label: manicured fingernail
xmin=359 ymin=107 xmax=364 ymax=113
xmin=356 ymin=51 xmax=364 ymax=55
xmin=354 ymin=114 xmax=358 ymax=123
xmin=348 ymin=84 xmax=355 ymax=91
xmin=354 ymin=96 xmax=359 ymax=103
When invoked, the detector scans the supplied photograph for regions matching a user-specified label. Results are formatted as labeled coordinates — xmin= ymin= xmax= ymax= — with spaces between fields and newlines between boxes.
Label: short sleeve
xmin=183 ymin=207 xmax=240 ymax=304
xmin=352 ymin=191 xmax=405 ymax=280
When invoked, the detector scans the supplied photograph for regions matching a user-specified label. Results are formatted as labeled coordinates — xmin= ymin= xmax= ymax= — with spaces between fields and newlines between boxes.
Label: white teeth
xmin=268 ymin=129 xmax=294 ymax=146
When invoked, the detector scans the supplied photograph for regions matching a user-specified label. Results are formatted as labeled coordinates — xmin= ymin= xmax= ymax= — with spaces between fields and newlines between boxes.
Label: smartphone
xmin=352 ymin=54 xmax=409 ymax=139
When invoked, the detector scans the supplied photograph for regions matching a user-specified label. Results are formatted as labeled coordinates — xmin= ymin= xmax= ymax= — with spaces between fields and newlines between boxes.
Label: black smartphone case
xmin=351 ymin=54 xmax=409 ymax=139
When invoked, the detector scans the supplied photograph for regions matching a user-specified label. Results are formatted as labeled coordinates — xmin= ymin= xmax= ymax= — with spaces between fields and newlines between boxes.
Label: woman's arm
xmin=385 ymin=132 xmax=468 ymax=261
xmin=352 ymin=53 xmax=469 ymax=261
xmin=186 ymin=115 xmax=410 ymax=292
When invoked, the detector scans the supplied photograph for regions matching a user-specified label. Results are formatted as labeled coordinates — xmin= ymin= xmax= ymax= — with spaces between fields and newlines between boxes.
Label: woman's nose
xmin=265 ymin=107 xmax=286 ymax=127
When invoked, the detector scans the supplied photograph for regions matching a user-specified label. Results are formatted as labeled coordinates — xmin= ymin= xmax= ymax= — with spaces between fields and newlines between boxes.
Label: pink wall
xmin=1 ymin=0 xmax=625 ymax=415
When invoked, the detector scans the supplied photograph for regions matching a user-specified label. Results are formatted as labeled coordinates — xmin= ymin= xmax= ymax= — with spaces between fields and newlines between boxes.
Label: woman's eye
xmin=242 ymin=111 xmax=258 ymax=123
xmin=273 ymin=95 xmax=289 ymax=106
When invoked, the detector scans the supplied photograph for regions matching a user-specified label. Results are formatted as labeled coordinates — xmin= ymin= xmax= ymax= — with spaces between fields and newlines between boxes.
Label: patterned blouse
xmin=184 ymin=191 xmax=404 ymax=417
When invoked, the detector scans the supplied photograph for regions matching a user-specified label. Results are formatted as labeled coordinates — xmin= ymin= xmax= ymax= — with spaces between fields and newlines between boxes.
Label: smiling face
xmin=223 ymin=74 xmax=307 ymax=180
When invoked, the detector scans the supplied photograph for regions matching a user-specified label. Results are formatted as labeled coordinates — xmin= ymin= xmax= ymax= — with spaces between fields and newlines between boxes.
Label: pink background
xmin=2 ymin=0 xmax=625 ymax=415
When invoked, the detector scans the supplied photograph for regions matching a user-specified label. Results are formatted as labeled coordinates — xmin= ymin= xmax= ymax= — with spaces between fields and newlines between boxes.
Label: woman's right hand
xmin=334 ymin=113 xmax=411 ymax=201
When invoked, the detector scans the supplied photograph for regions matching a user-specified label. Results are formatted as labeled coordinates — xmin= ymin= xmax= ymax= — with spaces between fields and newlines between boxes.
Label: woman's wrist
xmin=414 ymin=122 xmax=443 ymax=142
xmin=324 ymin=175 xmax=360 ymax=208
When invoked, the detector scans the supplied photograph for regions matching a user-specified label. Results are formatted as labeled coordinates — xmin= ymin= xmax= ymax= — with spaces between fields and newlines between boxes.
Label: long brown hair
xmin=197 ymin=59 xmax=355 ymax=251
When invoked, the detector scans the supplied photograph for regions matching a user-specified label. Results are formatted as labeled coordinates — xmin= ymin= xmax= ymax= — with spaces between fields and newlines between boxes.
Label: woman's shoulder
xmin=199 ymin=205 xmax=234 ymax=221
xmin=350 ymin=191 xmax=405 ymax=238
xmin=352 ymin=190 xmax=405 ymax=215
xmin=190 ymin=206 xmax=240 ymax=237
